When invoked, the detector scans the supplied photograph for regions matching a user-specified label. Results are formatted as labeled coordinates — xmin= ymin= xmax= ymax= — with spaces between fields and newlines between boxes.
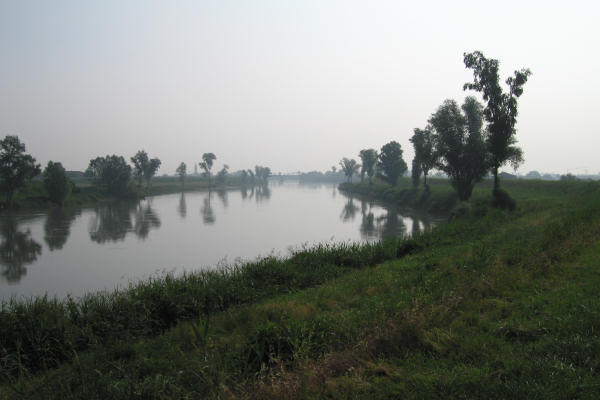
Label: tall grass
xmin=0 ymin=237 xmax=420 ymax=380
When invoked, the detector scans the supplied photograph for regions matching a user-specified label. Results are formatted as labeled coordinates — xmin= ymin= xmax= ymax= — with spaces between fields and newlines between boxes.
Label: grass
xmin=1 ymin=179 xmax=600 ymax=398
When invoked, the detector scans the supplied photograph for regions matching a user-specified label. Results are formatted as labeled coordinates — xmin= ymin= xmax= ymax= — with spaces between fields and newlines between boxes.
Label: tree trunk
xmin=493 ymin=166 xmax=499 ymax=190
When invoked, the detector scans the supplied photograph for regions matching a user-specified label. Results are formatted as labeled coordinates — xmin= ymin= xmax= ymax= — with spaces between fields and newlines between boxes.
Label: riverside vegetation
xmin=1 ymin=178 xmax=600 ymax=399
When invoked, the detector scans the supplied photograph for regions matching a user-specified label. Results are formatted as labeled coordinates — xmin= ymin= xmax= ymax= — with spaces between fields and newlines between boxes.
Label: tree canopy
xmin=359 ymin=149 xmax=378 ymax=183
xmin=410 ymin=126 xmax=437 ymax=190
xmin=339 ymin=158 xmax=360 ymax=182
xmin=176 ymin=162 xmax=187 ymax=187
xmin=43 ymin=161 xmax=70 ymax=205
xmin=376 ymin=141 xmax=407 ymax=186
xmin=0 ymin=135 xmax=41 ymax=205
xmin=463 ymin=51 xmax=531 ymax=189
xmin=199 ymin=153 xmax=217 ymax=185
xmin=429 ymin=97 xmax=488 ymax=201
xmin=131 ymin=150 xmax=161 ymax=188
xmin=86 ymin=155 xmax=132 ymax=196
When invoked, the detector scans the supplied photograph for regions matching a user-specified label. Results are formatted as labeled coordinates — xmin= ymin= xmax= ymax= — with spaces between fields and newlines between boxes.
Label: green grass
xmin=1 ymin=179 xmax=600 ymax=399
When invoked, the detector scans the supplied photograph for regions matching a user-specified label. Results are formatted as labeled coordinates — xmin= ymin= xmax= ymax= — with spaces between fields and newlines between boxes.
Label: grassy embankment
xmin=2 ymin=179 xmax=600 ymax=398
xmin=339 ymin=178 xmax=461 ymax=214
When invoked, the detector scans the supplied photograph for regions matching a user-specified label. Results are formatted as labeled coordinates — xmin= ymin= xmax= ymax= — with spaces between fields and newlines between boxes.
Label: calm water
xmin=0 ymin=181 xmax=440 ymax=300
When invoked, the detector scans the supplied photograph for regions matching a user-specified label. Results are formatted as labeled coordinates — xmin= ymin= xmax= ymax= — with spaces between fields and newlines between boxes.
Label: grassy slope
xmin=2 ymin=180 xmax=600 ymax=399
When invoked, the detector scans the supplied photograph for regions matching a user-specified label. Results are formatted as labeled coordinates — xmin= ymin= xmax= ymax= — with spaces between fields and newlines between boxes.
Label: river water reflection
xmin=0 ymin=181 xmax=442 ymax=299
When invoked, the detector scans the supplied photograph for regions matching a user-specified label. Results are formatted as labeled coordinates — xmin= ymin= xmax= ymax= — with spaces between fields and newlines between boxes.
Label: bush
xmin=492 ymin=188 xmax=516 ymax=211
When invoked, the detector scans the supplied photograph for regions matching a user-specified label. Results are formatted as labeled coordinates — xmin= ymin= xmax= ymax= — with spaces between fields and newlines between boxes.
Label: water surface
xmin=0 ymin=181 xmax=440 ymax=300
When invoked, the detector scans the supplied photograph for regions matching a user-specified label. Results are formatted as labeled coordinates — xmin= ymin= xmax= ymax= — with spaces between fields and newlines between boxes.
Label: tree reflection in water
xmin=376 ymin=206 xmax=406 ymax=240
xmin=255 ymin=184 xmax=271 ymax=203
xmin=201 ymin=192 xmax=215 ymax=225
xmin=133 ymin=202 xmax=161 ymax=240
xmin=44 ymin=206 xmax=80 ymax=250
xmin=216 ymin=188 xmax=228 ymax=208
xmin=89 ymin=200 xmax=161 ymax=243
xmin=340 ymin=196 xmax=359 ymax=222
xmin=177 ymin=192 xmax=187 ymax=219
xmin=0 ymin=215 xmax=42 ymax=283
xmin=359 ymin=200 xmax=377 ymax=240
xmin=89 ymin=202 xmax=135 ymax=243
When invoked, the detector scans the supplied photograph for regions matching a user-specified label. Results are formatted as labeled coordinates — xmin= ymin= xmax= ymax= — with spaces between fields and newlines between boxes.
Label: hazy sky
xmin=1 ymin=1 xmax=599 ymax=175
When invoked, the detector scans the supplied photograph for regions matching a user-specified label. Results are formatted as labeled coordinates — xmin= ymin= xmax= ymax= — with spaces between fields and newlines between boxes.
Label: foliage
xmin=42 ymin=161 xmax=70 ymax=205
xmin=254 ymin=165 xmax=271 ymax=182
xmin=339 ymin=158 xmax=360 ymax=182
xmin=359 ymin=149 xmax=378 ymax=183
xmin=463 ymin=51 xmax=531 ymax=189
xmin=429 ymin=97 xmax=489 ymax=201
xmin=175 ymin=162 xmax=187 ymax=187
xmin=199 ymin=153 xmax=217 ymax=185
xmin=217 ymin=164 xmax=229 ymax=183
xmin=130 ymin=150 xmax=161 ymax=188
xmin=86 ymin=155 xmax=132 ymax=196
xmin=377 ymin=141 xmax=407 ymax=186
xmin=410 ymin=126 xmax=437 ymax=190
xmin=0 ymin=135 xmax=41 ymax=205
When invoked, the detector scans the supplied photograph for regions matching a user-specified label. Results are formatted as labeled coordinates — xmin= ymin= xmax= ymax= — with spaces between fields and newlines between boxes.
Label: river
xmin=0 ymin=181 xmax=440 ymax=300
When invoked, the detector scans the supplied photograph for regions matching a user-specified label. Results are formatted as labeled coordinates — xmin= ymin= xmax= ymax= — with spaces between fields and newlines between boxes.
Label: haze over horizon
xmin=1 ymin=1 xmax=598 ymax=176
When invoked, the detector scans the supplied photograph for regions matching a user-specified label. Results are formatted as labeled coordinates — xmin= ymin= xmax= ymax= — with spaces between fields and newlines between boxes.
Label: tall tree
xmin=131 ymin=150 xmax=161 ymax=189
xmin=463 ymin=51 xmax=531 ymax=190
xmin=176 ymin=162 xmax=187 ymax=188
xmin=199 ymin=153 xmax=217 ymax=186
xmin=429 ymin=98 xmax=488 ymax=201
xmin=410 ymin=126 xmax=437 ymax=190
xmin=43 ymin=161 xmax=70 ymax=205
xmin=339 ymin=158 xmax=360 ymax=182
xmin=376 ymin=141 xmax=407 ymax=186
xmin=0 ymin=135 xmax=41 ymax=205
xmin=359 ymin=149 xmax=378 ymax=183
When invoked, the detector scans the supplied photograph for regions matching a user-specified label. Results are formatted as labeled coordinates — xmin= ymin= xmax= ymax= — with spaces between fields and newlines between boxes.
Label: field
xmin=1 ymin=179 xmax=600 ymax=399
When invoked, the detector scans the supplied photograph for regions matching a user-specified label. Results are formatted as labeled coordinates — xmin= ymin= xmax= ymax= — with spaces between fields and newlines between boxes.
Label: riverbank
xmin=2 ymin=179 xmax=600 ymax=398
xmin=339 ymin=178 xmax=461 ymax=214
xmin=0 ymin=176 xmax=260 ymax=213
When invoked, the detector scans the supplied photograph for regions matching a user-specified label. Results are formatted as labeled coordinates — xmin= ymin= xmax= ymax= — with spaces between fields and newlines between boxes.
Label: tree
xmin=254 ymin=166 xmax=271 ymax=182
xmin=463 ymin=51 xmax=531 ymax=190
xmin=86 ymin=155 xmax=132 ymax=196
xmin=429 ymin=97 xmax=488 ymax=201
xmin=131 ymin=150 xmax=161 ymax=189
xmin=217 ymin=164 xmax=229 ymax=183
xmin=43 ymin=161 xmax=70 ymax=205
xmin=176 ymin=162 xmax=187 ymax=188
xmin=411 ymin=158 xmax=421 ymax=187
xmin=410 ymin=126 xmax=437 ymax=190
xmin=339 ymin=158 xmax=360 ymax=182
xmin=199 ymin=153 xmax=217 ymax=186
xmin=376 ymin=141 xmax=407 ymax=186
xmin=359 ymin=149 xmax=378 ymax=183
xmin=0 ymin=135 xmax=41 ymax=205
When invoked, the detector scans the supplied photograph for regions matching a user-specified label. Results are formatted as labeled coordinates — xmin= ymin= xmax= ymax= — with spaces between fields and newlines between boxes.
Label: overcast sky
xmin=1 ymin=0 xmax=598 ymax=176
